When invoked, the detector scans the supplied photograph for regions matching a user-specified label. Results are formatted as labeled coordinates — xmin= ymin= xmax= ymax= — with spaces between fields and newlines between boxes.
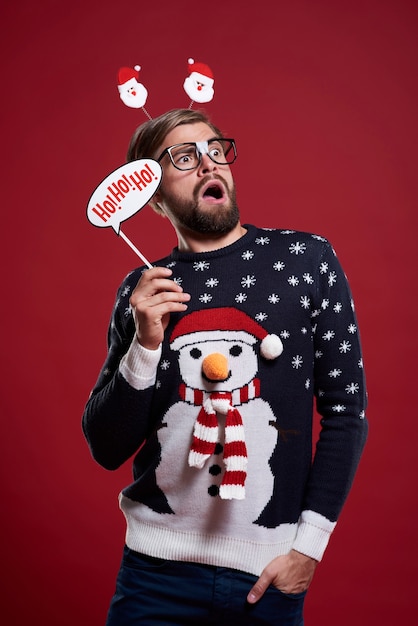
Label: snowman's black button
xmin=208 ymin=485 xmax=220 ymax=497
xmin=209 ymin=464 xmax=222 ymax=476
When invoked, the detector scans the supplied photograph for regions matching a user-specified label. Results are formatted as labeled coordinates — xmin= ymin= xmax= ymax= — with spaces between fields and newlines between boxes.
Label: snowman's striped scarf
xmin=179 ymin=380 xmax=260 ymax=500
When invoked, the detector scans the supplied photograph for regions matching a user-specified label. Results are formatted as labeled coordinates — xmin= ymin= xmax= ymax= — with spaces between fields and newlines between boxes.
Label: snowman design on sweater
xmin=155 ymin=307 xmax=285 ymax=523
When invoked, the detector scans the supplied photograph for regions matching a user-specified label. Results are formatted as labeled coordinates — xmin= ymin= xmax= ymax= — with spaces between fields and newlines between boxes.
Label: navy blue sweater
xmin=82 ymin=225 xmax=368 ymax=575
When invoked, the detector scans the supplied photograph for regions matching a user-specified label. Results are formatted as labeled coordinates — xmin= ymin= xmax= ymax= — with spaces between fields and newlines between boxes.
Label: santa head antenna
xmin=183 ymin=58 xmax=215 ymax=108
xmin=117 ymin=65 xmax=152 ymax=119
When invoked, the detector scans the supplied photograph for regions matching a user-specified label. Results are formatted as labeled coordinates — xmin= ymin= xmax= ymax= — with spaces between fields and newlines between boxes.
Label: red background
xmin=1 ymin=1 xmax=417 ymax=623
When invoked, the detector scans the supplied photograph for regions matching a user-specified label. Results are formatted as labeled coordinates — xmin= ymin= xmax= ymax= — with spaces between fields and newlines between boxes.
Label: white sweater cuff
xmin=119 ymin=337 xmax=162 ymax=390
xmin=292 ymin=510 xmax=337 ymax=562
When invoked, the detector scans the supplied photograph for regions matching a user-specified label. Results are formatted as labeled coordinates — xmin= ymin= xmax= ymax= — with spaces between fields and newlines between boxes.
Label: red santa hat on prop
xmin=118 ymin=65 xmax=142 ymax=89
xmin=170 ymin=307 xmax=283 ymax=360
xmin=186 ymin=58 xmax=214 ymax=87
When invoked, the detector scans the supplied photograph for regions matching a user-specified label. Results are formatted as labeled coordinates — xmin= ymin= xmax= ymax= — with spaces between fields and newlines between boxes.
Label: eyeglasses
xmin=157 ymin=138 xmax=237 ymax=171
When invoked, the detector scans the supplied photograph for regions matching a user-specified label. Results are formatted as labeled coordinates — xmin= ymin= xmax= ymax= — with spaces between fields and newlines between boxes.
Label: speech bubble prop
xmin=87 ymin=159 xmax=162 ymax=268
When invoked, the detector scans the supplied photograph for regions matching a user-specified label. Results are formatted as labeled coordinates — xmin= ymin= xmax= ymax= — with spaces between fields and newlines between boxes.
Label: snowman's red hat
xmin=170 ymin=307 xmax=283 ymax=360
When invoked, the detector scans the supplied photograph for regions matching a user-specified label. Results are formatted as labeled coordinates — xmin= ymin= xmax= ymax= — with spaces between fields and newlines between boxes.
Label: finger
xmin=132 ymin=290 xmax=191 ymax=313
xmin=247 ymin=573 xmax=271 ymax=604
xmin=131 ymin=277 xmax=185 ymax=304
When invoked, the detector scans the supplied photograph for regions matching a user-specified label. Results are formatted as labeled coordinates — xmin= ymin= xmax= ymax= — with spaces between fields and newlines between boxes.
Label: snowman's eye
xmin=229 ymin=345 xmax=242 ymax=357
xmin=190 ymin=348 xmax=202 ymax=359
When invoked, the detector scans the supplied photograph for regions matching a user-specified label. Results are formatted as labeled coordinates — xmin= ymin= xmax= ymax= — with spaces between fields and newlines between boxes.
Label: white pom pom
xmin=260 ymin=334 xmax=283 ymax=360
xmin=188 ymin=58 xmax=194 ymax=65
xmin=134 ymin=65 xmax=141 ymax=71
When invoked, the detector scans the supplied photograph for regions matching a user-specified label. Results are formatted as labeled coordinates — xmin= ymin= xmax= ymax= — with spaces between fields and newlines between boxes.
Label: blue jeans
xmin=105 ymin=546 xmax=306 ymax=625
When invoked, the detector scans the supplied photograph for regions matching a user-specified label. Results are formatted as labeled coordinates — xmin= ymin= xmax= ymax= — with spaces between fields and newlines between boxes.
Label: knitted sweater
xmin=82 ymin=225 xmax=368 ymax=576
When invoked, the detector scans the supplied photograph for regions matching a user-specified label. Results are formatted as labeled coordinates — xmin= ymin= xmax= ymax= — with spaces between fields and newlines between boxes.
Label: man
xmin=82 ymin=108 xmax=368 ymax=625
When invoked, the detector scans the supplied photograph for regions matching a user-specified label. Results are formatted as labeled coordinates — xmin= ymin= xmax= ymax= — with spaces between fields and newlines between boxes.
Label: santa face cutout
xmin=183 ymin=58 xmax=215 ymax=104
xmin=117 ymin=66 xmax=148 ymax=109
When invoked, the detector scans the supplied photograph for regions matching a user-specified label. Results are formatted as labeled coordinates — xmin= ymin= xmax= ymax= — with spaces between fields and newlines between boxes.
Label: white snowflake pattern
xmin=280 ymin=330 xmax=290 ymax=339
xmin=288 ymin=275 xmax=299 ymax=286
xmin=205 ymin=277 xmax=219 ymax=288
xmin=300 ymin=295 xmax=310 ymax=309
xmin=268 ymin=294 xmax=280 ymax=304
xmin=311 ymin=309 xmax=321 ymax=318
xmin=193 ymin=261 xmax=210 ymax=271
xmin=348 ymin=324 xmax=357 ymax=334
xmin=166 ymin=261 xmax=176 ymax=268
xmin=333 ymin=302 xmax=343 ymax=313
xmin=358 ymin=358 xmax=364 ymax=368
xmin=124 ymin=306 xmax=132 ymax=317
xmin=303 ymin=273 xmax=314 ymax=284
xmin=305 ymin=379 xmax=311 ymax=389
xmin=235 ymin=293 xmax=247 ymax=303
xmin=332 ymin=404 xmax=346 ymax=413
xmin=103 ymin=368 xmax=111 ymax=376
xmin=359 ymin=410 xmax=366 ymax=419
xmin=315 ymin=350 xmax=323 ymax=358
xmin=328 ymin=271 xmax=337 ymax=287
xmin=160 ymin=360 xmax=170 ymax=370
xmin=121 ymin=286 xmax=131 ymax=297
xmin=273 ymin=261 xmax=285 ymax=271
xmin=292 ymin=355 xmax=303 ymax=369
xmin=339 ymin=340 xmax=351 ymax=353
xmin=280 ymin=230 xmax=295 ymax=235
xmin=319 ymin=262 xmax=329 ymax=274
xmin=255 ymin=312 xmax=268 ymax=322
xmin=301 ymin=327 xmax=308 ymax=334
xmin=255 ymin=236 xmax=270 ymax=245
xmin=289 ymin=241 xmax=306 ymax=255
xmin=241 ymin=275 xmax=256 ymax=288
xmin=173 ymin=277 xmax=183 ymax=286
xmin=199 ymin=293 xmax=213 ymax=303
xmin=155 ymin=380 xmax=161 ymax=389
xmin=322 ymin=330 xmax=335 ymax=341
xmin=321 ymin=299 xmax=329 ymax=310
xmin=346 ymin=382 xmax=360 ymax=394
xmin=329 ymin=369 xmax=342 ymax=378
xmin=242 ymin=250 xmax=254 ymax=260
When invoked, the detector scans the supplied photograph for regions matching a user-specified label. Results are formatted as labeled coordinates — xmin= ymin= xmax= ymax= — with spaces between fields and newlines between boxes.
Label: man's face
xmin=154 ymin=122 xmax=239 ymax=235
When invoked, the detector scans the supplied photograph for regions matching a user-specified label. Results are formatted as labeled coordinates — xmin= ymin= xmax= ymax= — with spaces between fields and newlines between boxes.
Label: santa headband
xmin=116 ymin=57 xmax=216 ymax=116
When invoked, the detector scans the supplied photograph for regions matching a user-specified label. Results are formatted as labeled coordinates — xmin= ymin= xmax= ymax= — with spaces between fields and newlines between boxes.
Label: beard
xmin=160 ymin=174 xmax=240 ymax=235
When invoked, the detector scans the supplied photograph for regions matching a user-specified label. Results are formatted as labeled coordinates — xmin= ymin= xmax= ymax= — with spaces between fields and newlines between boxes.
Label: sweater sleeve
xmin=293 ymin=240 xmax=368 ymax=560
xmin=82 ymin=274 xmax=161 ymax=470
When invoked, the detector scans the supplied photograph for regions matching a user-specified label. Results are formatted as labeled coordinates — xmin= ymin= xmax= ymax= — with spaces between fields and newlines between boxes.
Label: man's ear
xmin=149 ymin=190 xmax=165 ymax=215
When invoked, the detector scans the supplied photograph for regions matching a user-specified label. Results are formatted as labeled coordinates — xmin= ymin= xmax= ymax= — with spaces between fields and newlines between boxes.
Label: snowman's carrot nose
xmin=202 ymin=352 xmax=229 ymax=381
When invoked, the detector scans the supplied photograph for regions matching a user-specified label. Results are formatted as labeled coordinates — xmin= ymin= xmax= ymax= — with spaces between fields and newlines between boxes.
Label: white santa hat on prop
xmin=170 ymin=307 xmax=283 ymax=360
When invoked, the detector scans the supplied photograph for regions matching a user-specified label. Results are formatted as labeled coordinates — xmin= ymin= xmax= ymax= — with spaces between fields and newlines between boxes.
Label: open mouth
xmin=200 ymin=180 xmax=226 ymax=203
